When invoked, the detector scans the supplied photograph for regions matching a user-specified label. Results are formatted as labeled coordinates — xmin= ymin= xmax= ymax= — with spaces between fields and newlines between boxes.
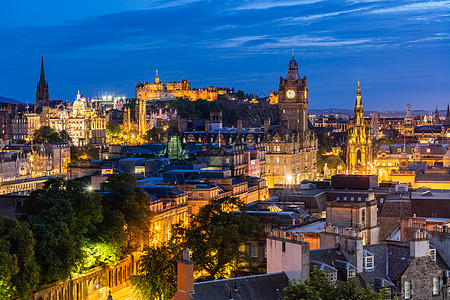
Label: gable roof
xmin=191 ymin=272 xmax=289 ymax=300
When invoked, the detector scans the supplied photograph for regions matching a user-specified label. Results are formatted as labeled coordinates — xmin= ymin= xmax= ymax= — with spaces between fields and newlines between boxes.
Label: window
xmin=198 ymin=193 xmax=203 ymax=199
xmin=275 ymin=157 xmax=279 ymax=163
xmin=433 ymin=277 xmax=439 ymax=295
xmin=282 ymin=241 xmax=286 ymax=252
xmin=404 ymin=281 xmax=411 ymax=299
xmin=429 ymin=249 xmax=436 ymax=261
xmin=348 ymin=269 xmax=356 ymax=278
xmin=363 ymin=255 xmax=374 ymax=270
xmin=250 ymin=246 xmax=258 ymax=258
xmin=325 ymin=272 xmax=336 ymax=282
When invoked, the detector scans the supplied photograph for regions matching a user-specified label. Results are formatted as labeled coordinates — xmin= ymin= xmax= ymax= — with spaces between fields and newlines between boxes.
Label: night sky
xmin=0 ymin=0 xmax=449 ymax=110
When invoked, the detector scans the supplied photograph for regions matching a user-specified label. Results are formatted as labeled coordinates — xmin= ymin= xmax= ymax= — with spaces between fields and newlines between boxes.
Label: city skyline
xmin=0 ymin=0 xmax=449 ymax=110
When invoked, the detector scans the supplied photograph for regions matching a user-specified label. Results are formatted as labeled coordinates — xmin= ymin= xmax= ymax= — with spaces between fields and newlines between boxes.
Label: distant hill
xmin=0 ymin=96 xmax=24 ymax=104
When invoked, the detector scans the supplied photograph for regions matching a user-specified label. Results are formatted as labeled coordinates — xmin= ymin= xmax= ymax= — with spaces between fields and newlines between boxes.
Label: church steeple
xmin=445 ymin=104 xmax=450 ymax=125
xmin=434 ymin=106 xmax=440 ymax=124
xmin=35 ymin=55 xmax=49 ymax=112
xmin=40 ymin=56 xmax=45 ymax=82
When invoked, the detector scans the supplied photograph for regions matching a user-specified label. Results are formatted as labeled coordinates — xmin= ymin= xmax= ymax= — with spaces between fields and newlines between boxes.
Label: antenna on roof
xmin=292 ymin=44 xmax=295 ymax=58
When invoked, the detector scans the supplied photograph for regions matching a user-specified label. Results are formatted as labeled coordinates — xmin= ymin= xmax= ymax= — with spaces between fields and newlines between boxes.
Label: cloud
xmin=367 ymin=1 xmax=450 ymax=14
xmin=234 ymin=0 xmax=323 ymax=10
xmin=282 ymin=7 xmax=368 ymax=22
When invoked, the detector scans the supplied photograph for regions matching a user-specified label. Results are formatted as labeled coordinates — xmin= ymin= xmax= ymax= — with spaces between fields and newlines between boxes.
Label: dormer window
xmin=429 ymin=248 xmax=436 ymax=261
xmin=325 ymin=272 xmax=336 ymax=282
xmin=363 ymin=250 xmax=374 ymax=270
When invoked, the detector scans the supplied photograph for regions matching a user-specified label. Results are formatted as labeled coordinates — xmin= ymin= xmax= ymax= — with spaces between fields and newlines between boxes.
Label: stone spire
xmin=445 ymin=104 xmax=450 ymax=125
xmin=35 ymin=55 xmax=49 ymax=112
xmin=434 ymin=106 xmax=440 ymax=124
xmin=354 ymin=81 xmax=364 ymax=127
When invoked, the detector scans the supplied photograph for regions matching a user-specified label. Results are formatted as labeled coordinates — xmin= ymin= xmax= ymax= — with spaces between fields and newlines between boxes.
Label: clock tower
xmin=277 ymin=54 xmax=309 ymax=133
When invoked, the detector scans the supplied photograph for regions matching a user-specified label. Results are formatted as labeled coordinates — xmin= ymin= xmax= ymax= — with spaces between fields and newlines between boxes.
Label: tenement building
xmin=265 ymin=55 xmax=318 ymax=187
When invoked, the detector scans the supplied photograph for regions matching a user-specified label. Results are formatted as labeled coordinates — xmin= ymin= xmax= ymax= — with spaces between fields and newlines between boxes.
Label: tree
xmin=143 ymin=127 xmax=164 ymax=143
xmin=0 ymin=216 xmax=39 ymax=299
xmin=236 ymin=90 xmax=247 ymax=101
xmin=32 ymin=126 xmax=69 ymax=143
xmin=130 ymin=244 xmax=178 ymax=300
xmin=101 ymin=173 xmax=153 ymax=254
xmin=71 ymin=145 xmax=99 ymax=162
xmin=284 ymin=268 xmax=390 ymax=300
xmin=106 ymin=121 xmax=121 ymax=137
xmin=23 ymin=178 xmax=79 ymax=283
xmin=171 ymin=197 xmax=263 ymax=280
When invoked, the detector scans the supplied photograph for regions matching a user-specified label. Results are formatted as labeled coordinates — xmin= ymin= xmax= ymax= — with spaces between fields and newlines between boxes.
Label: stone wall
xmin=28 ymin=256 xmax=137 ymax=300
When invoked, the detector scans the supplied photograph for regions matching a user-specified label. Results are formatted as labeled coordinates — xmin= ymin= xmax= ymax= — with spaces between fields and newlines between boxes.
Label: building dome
xmin=73 ymin=90 xmax=86 ymax=114
xmin=444 ymin=148 xmax=450 ymax=168
xmin=379 ymin=143 xmax=390 ymax=152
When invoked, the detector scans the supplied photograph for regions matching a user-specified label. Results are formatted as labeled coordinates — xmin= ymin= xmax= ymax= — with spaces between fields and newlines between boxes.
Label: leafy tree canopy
xmin=101 ymin=173 xmax=153 ymax=254
xmin=130 ymin=244 xmax=178 ymax=300
xmin=0 ymin=216 xmax=39 ymax=299
xmin=172 ymin=196 xmax=263 ymax=281
xmin=284 ymin=268 xmax=390 ymax=300
xmin=32 ymin=126 xmax=69 ymax=143
xmin=143 ymin=127 xmax=164 ymax=143
xmin=106 ymin=121 xmax=121 ymax=137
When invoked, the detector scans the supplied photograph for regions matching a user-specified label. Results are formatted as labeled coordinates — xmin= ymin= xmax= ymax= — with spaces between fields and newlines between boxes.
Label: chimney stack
xmin=264 ymin=118 xmax=270 ymax=135
xmin=410 ymin=230 xmax=429 ymax=258
xmin=172 ymin=249 xmax=194 ymax=300
xmin=237 ymin=119 xmax=243 ymax=136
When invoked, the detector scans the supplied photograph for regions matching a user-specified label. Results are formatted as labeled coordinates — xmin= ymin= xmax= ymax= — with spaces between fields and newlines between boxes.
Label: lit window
xmin=275 ymin=157 xmax=279 ymax=163
xmin=325 ymin=272 xmax=336 ymax=282
xmin=198 ymin=193 xmax=203 ymax=199
xmin=404 ymin=281 xmax=411 ymax=299
xmin=429 ymin=249 xmax=436 ymax=261
xmin=427 ymin=148 xmax=431 ymax=153
xmin=348 ymin=269 xmax=356 ymax=278
xmin=433 ymin=277 xmax=439 ymax=295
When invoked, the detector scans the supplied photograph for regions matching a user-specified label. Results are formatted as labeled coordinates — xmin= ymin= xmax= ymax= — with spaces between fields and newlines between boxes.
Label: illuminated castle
xmin=135 ymin=71 xmax=219 ymax=102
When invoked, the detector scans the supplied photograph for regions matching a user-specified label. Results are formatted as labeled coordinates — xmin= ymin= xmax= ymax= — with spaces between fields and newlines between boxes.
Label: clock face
xmin=286 ymin=89 xmax=296 ymax=99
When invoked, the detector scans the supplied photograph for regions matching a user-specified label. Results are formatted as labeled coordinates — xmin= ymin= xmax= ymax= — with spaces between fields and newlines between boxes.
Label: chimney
xmin=172 ymin=250 xmax=194 ymax=300
xmin=410 ymin=230 xmax=429 ymax=258
xmin=264 ymin=118 xmax=270 ymax=135
xmin=205 ymin=120 xmax=210 ymax=136
xmin=237 ymin=119 xmax=243 ymax=136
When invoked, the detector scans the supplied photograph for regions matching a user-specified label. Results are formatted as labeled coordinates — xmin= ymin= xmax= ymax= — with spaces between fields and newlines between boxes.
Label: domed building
xmin=444 ymin=148 xmax=450 ymax=168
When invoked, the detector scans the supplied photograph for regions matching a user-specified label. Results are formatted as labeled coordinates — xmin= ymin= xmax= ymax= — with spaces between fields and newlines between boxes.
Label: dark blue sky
xmin=0 ymin=0 xmax=449 ymax=110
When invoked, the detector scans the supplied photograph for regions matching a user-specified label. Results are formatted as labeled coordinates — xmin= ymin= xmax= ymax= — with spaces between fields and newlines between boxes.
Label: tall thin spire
xmin=445 ymin=104 xmax=450 ymax=125
xmin=292 ymin=44 xmax=294 ymax=58
xmin=40 ymin=56 xmax=45 ymax=82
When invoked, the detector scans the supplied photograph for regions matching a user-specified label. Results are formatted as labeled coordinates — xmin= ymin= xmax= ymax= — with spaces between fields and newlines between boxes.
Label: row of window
xmin=404 ymin=277 xmax=440 ymax=298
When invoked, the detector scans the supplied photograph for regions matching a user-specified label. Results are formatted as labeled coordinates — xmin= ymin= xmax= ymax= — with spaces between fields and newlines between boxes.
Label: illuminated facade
xmin=347 ymin=82 xmax=372 ymax=174
xmin=46 ymin=92 xmax=106 ymax=146
xmin=265 ymin=55 xmax=318 ymax=187
xmin=135 ymin=72 xmax=219 ymax=102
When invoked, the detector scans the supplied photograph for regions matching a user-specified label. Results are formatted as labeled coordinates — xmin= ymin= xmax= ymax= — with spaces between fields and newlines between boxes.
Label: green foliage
xmin=24 ymin=178 xmax=78 ymax=283
xmin=77 ymin=238 xmax=120 ymax=271
xmin=372 ymin=137 xmax=394 ymax=158
xmin=101 ymin=173 xmax=153 ymax=254
xmin=130 ymin=244 xmax=178 ymax=300
xmin=171 ymin=196 xmax=263 ymax=281
xmin=106 ymin=121 xmax=121 ymax=137
xmin=235 ymin=90 xmax=247 ymax=101
xmin=168 ymin=97 xmax=238 ymax=127
xmin=0 ymin=216 xmax=39 ymax=299
xmin=143 ymin=127 xmax=164 ymax=143
xmin=32 ymin=126 xmax=69 ymax=143
xmin=71 ymin=145 xmax=99 ymax=162
xmin=284 ymin=268 xmax=390 ymax=300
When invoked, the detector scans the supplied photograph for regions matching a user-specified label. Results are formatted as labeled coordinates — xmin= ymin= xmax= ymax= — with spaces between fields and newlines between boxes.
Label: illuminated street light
xmin=87 ymin=185 xmax=94 ymax=192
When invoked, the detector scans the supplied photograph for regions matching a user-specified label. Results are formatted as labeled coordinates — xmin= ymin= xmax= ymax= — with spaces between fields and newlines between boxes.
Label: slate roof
xmin=191 ymin=272 xmax=289 ymax=300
